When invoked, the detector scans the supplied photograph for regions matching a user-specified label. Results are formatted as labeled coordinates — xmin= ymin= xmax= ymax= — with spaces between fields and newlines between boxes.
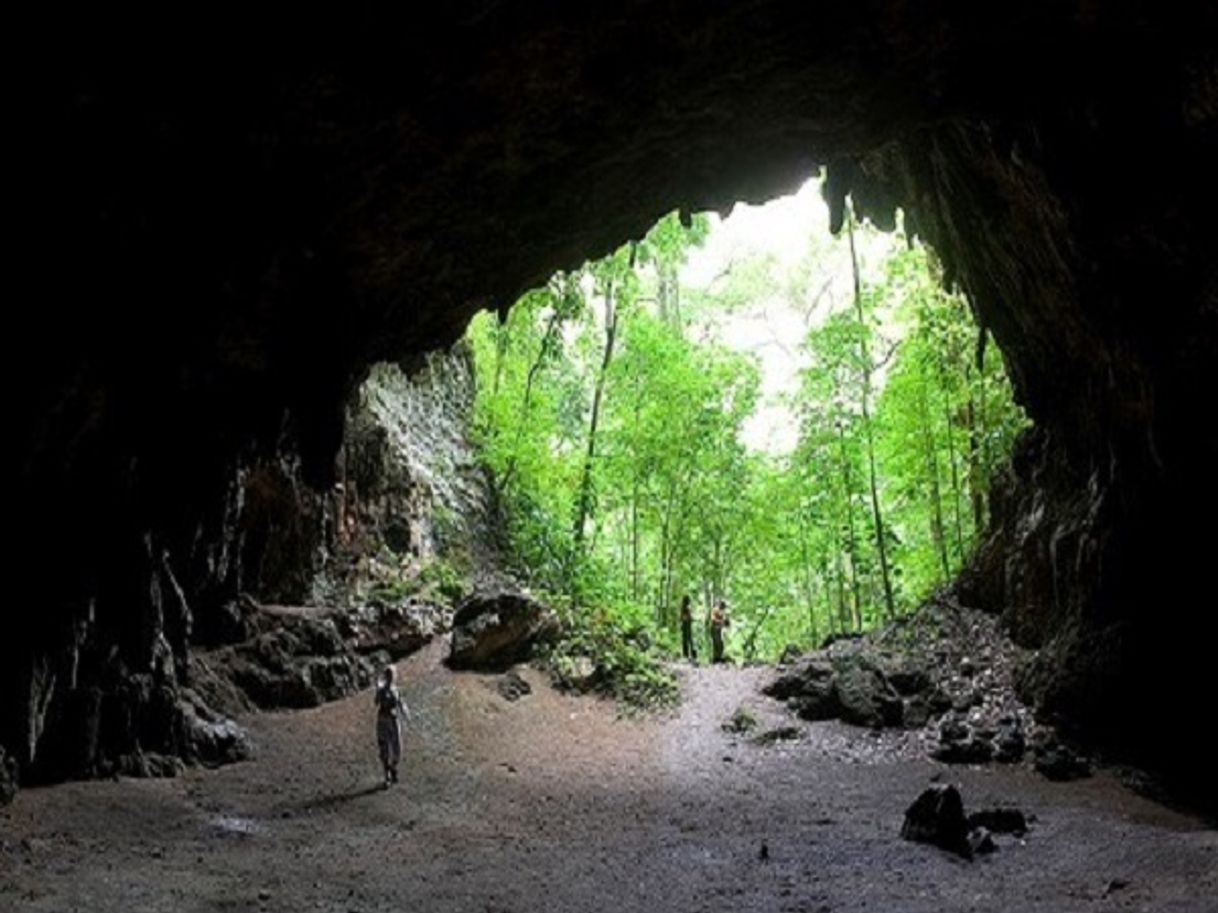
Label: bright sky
xmin=680 ymin=176 xmax=902 ymax=455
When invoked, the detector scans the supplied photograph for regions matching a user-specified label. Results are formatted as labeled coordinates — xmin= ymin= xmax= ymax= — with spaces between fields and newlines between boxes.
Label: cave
xmin=5 ymin=0 xmax=1216 ymax=894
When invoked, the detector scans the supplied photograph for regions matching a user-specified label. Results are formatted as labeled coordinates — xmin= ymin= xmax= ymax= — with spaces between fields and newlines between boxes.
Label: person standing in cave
xmin=709 ymin=600 xmax=730 ymax=664
xmin=374 ymin=665 xmax=409 ymax=787
xmin=679 ymin=594 xmax=697 ymax=662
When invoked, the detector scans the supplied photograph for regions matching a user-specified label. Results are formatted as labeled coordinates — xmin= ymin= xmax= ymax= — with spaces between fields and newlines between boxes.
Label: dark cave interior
xmin=6 ymin=3 xmax=1216 ymax=814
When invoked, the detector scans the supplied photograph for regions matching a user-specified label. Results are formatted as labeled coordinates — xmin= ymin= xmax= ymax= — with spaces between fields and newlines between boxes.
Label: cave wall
xmin=830 ymin=76 xmax=1216 ymax=797
xmin=316 ymin=343 xmax=505 ymax=605
xmin=340 ymin=346 xmax=501 ymax=578
xmin=8 ymin=3 xmax=1216 ymax=799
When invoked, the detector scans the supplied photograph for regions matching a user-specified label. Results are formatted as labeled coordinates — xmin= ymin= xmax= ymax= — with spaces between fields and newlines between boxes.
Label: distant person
xmin=374 ymin=665 xmax=410 ymax=787
xmin=679 ymin=595 xmax=697 ymax=662
xmin=709 ymin=600 xmax=731 ymax=664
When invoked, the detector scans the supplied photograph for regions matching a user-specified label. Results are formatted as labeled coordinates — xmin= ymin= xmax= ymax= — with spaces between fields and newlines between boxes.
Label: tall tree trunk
xmin=832 ymin=527 xmax=850 ymax=634
xmin=631 ymin=476 xmax=640 ymax=603
xmin=836 ymin=422 xmax=863 ymax=631
xmin=978 ymin=353 xmax=992 ymax=515
xmin=847 ymin=212 xmax=896 ymax=621
xmin=671 ymin=268 xmax=683 ymax=330
xmin=940 ymin=379 xmax=967 ymax=565
xmin=965 ymin=370 xmax=985 ymax=536
xmin=743 ymin=604 xmax=776 ymax=662
xmin=819 ymin=554 xmax=836 ymax=640
xmin=662 ymin=521 xmax=672 ymax=628
xmin=573 ymin=279 xmax=621 ymax=551
xmin=657 ymin=475 xmax=682 ymax=626
xmin=918 ymin=375 xmax=951 ymax=580
xmin=797 ymin=502 xmax=820 ymax=645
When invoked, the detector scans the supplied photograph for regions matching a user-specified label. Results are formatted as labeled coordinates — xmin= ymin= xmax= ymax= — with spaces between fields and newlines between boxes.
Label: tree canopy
xmin=466 ymin=194 xmax=1027 ymax=662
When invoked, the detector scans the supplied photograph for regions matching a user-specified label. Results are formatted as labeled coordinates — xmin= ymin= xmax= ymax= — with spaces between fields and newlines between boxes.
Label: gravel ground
xmin=2 ymin=639 xmax=1214 ymax=913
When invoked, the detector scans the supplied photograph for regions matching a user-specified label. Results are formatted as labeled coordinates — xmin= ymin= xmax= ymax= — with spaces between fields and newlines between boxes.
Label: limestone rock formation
xmin=8 ymin=4 xmax=1216 ymax=811
xmin=765 ymin=601 xmax=1029 ymax=744
xmin=447 ymin=592 xmax=559 ymax=672
xmin=197 ymin=601 xmax=448 ymax=712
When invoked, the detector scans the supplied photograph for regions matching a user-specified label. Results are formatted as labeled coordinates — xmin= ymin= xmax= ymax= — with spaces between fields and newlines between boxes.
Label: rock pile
xmin=764 ymin=599 xmax=1086 ymax=777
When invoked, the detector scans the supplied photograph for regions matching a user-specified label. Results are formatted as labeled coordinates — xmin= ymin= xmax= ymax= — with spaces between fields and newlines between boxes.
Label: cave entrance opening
xmin=462 ymin=173 xmax=1028 ymax=665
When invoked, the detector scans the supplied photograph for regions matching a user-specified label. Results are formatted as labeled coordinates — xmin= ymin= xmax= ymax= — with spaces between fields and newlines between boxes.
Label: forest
xmin=466 ymin=180 xmax=1027 ymax=663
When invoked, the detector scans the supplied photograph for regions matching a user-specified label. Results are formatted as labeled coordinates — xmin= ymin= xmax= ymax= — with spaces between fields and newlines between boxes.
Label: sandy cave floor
xmin=2 ymin=639 xmax=1215 ymax=913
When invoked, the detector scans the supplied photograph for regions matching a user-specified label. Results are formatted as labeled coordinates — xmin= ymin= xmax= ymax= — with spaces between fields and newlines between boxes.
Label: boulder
xmin=447 ymin=592 xmax=558 ymax=671
xmin=496 ymin=670 xmax=532 ymax=702
xmin=769 ymin=654 xmax=902 ymax=728
xmin=901 ymin=785 xmax=972 ymax=859
xmin=835 ymin=657 xmax=903 ymax=728
xmin=788 ymin=677 xmax=840 ymax=721
xmin=763 ymin=658 xmax=832 ymax=701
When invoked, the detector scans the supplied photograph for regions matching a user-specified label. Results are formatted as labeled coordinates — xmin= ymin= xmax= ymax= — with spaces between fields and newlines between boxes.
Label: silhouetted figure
xmin=374 ymin=666 xmax=409 ymax=787
xmin=679 ymin=595 xmax=697 ymax=661
xmin=709 ymin=600 xmax=730 ymax=664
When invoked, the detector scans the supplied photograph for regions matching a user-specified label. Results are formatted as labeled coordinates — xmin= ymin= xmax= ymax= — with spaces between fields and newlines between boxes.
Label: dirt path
xmin=2 ymin=642 xmax=1215 ymax=912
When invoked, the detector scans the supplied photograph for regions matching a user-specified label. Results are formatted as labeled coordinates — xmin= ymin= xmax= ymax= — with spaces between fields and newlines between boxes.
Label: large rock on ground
xmin=901 ymin=785 xmax=972 ymax=859
xmin=834 ymin=656 xmax=904 ymax=728
xmin=447 ymin=592 xmax=558 ymax=671
xmin=766 ymin=655 xmax=902 ymax=728
xmin=195 ymin=600 xmax=445 ymax=711
xmin=765 ymin=659 xmax=831 ymax=702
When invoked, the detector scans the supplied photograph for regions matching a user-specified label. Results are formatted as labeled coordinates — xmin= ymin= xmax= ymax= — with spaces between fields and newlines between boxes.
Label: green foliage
xmin=366 ymin=553 xmax=469 ymax=606
xmin=466 ymin=197 xmax=1027 ymax=667
xmin=417 ymin=555 xmax=469 ymax=603
xmin=536 ymin=601 xmax=681 ymax=712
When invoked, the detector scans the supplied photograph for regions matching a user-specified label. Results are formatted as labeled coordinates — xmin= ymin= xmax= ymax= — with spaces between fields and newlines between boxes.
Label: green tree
xmin=466 ymin=194 xmax=1027 ymax=663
